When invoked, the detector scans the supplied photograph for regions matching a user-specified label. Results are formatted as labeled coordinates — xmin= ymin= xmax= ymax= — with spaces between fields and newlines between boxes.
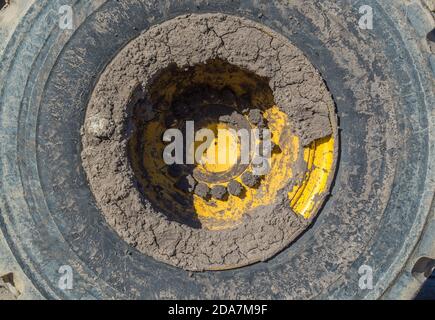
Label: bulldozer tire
xmin=0 ymin=0 xmax=433 ymax=299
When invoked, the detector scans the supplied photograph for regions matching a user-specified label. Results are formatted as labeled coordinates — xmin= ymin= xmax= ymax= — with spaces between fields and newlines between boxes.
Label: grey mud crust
xmin=0 ymin=0 xmax=433 ymax=299
xmin=81 ymin=14 xmax=336 ymax=271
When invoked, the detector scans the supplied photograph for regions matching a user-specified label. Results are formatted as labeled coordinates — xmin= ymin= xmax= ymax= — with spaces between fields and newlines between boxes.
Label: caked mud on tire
xmin=0 ymin=0 xmax=433 ymax=299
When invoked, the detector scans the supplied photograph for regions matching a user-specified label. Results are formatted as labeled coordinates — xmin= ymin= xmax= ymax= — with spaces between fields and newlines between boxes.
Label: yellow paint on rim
xmin=129 ymin=60 xmax=336 ymax=230
xmin=288 ymin=136 xmax=335 ymax=219
xmin=130 ymin=106 xmax=335 ymax=230
xmin=192 ymin=106 xmax=300 ymax=230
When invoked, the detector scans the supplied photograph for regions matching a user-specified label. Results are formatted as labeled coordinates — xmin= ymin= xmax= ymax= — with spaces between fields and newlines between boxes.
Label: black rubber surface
xmin=0 ymin=0 xmax=433 ymax=299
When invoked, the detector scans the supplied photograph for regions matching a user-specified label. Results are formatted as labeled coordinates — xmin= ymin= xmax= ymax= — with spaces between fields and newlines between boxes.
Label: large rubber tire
xmin=0 ymin=0 xmax=433 ymax=299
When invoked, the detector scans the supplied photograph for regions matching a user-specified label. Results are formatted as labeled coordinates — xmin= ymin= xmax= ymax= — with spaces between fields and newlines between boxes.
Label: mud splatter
xmin=81 ymin=14 xmax=336 ymax=271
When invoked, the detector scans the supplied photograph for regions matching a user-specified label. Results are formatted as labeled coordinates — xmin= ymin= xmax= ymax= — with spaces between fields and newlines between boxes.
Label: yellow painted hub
xmin=193 ymin=106 xmax=300 ymax=230
xmin=197 ymin=122 xmax=239 ymax=174
xmin=128 ymin=60 xmax=336 ymax=231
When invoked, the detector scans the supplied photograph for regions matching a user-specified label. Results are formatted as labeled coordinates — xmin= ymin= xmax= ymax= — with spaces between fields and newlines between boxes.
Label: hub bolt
xmin=211 ymin=185 xmax=228 ymax=200
xmin=175 ymin=175 xmax=197 ymax=193
xmin=194 ymin=183 xmax=210 ymax=199
xmin=241 ymin=171 xmax=261 ymax=188
xmin=227 ymin=180 xmax=244 ymax=197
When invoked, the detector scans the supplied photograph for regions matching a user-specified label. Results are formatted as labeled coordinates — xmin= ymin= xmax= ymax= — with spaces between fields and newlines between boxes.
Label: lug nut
xmin=248 ymin=109 xmax=262 ymax=125
xmin=248 ymin=109 xmax=266 ymax=128
xmin=211 ymin=185 xmax=228 ymax=200
xmin=175 ymin=175 xmax=197 ymax=193
xmin=227 ymin=180 xmax=244 ymax=197
xmin=194 ymin=183 xmax=210 ymax=199
xmin=241 ymin=171 xmax=260 ymax=188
